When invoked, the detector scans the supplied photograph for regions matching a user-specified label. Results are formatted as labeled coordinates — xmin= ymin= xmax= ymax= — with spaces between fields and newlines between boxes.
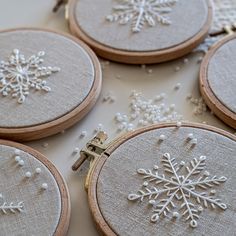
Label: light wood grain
xmin=87 ymin=122 xmax=236 ymax=235
xmin=0 ymin=139 xmax=71 ymax=236
xmin=0 ymin=28 xmax=102 ymax=142
xmin=199 ymin=34 xmax=236 ymax=129
xmin=68 ymin=0 xmax=213 ymax=64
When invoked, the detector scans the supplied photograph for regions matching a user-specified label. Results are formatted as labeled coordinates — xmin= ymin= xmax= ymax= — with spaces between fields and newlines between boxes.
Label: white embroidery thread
xmin=0 ymin=194 xmax=24 ymax=214
xmin=106 ymin=0 xmax=177 ymax=33
xmin=128 ymin=153 xmax=227 ymax=228
xmin=0 ymin=49 xmax=60 ymax=103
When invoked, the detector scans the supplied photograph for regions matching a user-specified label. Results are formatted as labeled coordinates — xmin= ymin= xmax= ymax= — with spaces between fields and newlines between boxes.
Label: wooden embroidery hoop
xmin=0 ymin=28 xmax=102 ymax=142
xmin=0 ymin=139 xmax=71 ymax=236
xmin=73 ymin=122 xmax=236 ymax=235
xmin=68 ymin=0 xmax=213 ymax=64
xmin=199 ymin=34 xmax=236 ymax=129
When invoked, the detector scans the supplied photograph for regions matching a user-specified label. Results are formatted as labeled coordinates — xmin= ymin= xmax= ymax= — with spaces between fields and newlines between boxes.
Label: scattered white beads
xmin=41 ymin=183 xmax=48 ymax=190
xmin=95 ymin=123 xmax=103 ymax=132
xmin=187 ymin=95 xmax=207 ymax=115
xmin=114 ymin=91 xmax=183 ymax=132
xmin=25 ymin=171 xmax=32 ymax=178
xmin=180 ymin=161 xmax=186 ymax=166
xmin=35 ymin=168 xmax=42 ymax=174
xmin=102 ymin=91 xmax=116 ymax=103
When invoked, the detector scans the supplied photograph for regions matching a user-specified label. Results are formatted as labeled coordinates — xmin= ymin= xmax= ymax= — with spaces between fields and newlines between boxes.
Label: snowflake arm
xmin=162 ymin=153 xmax=181 ymax=183
xmin=183 ymin=187 xmax=227 ymax=210
xmin=151 ymin=188 xmax=178 ymax=222
xmin=184 ymin=175 xmax=227 ymax=189
xmin=128 ymin=186 xmax=178 ymax=201
xmin=180 ymin=189 xmax=199 ymax=228
xmin=0 ymin=201 xmax=24 ymax=214
xmin=135 ymin=165 xmax=178 ymax=185
xmin=182 ymin=156 xmax=206 ymax=184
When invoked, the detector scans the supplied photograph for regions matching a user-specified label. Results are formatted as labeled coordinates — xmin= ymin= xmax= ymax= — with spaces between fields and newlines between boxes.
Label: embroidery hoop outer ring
xmin=86 ymin=122 xmax=236 ymax=235
xmin=0 ymin=139 xmax=71 ymax=236
xmin=68 ymin=0 xmax=213 ymax=64
xmin=200 ymin=34 xmax=236 ymax=129
xmin=0 ymin=28 xmax=102 ymax=142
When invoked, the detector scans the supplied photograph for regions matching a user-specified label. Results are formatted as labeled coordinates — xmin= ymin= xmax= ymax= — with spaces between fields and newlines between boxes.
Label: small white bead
xmin=198 ymin=206 xmax=203 ymax=212
xmin=80 ymin=131 xmax=87 ymax=137
xmin=187 ymin=133 xmax=194 ymax=140
xmin=173 ymin=212 xmax=180 ymax=218
xmin=15 ymin=156 xmax=21 ymax=162
xmin=174 ymin=83 xmax=181 ymax=90
xmin=210 ymin=190 xmax=216 ymax=195
xmin=19 ymin=160 xmax=24 ymax=166
xmin=180 ymin=161 xmax=185 ymax=166
xmin=97 ymin=123 xmax=103 ymax=131
xmin=175 ymin=66 xmax=180 ymax=72
xmin=35 ymin=168 xmax=42 ymax=174
xmin=159 ymin=134 xmax=166 ymax=141
xmin=41 ymin=183 xmax=48 ymax=190
xmin=176 ymin=121 xmax=182 ymax=127
xmin=73 ymin=147 xmax=80 ymax=154
xmin=149 ymin=200 xmax=156 ymax=205
xmin=25 ymin=171 xmax=32 ymax=178
xmin=42 ymin=142 xmax=49 ymax=148
xmin=143 ymin=181 xmax=148 ymax=187
xmin=170 ymin=104 xmax=175 ymax=110
xmin=183 ymin=58 xmax=189 ymax=64
xmin=147 ymin=69 xmax=153 ymax=74
xmin=14 ymin=149 xmax=20 ymax=155
xmin=191 ymin=138 xmax=198 ymax=145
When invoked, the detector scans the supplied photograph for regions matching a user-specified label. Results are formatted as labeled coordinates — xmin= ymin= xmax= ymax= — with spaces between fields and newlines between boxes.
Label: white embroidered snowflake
xmin=0 ymin=193 xmax=24 ymax=214
xmin=106 ymin=0 xmax=178 ymax=33
xmin=128 ymin=153 xmax=227 ymax=228
xmin=0 ymin=49 xmax=60 ymax=104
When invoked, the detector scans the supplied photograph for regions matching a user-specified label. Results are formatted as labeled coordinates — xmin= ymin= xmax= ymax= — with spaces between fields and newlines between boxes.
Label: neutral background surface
xmin=0 ymin=1 xmax=235 ymax=236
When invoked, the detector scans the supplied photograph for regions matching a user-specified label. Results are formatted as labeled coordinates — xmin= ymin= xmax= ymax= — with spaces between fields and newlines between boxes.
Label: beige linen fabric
xmin=0 ymin=145 xmax=61 ymax=236
xmin=97 ymin=127 xmax=236 ymax=236
xmin=75 ymin=0 xmax=208 ymax=52
xmin=0 ymin=30 xmax=95 ymax=128
xmin=208 ymin=37 xmax=236 ymax=113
